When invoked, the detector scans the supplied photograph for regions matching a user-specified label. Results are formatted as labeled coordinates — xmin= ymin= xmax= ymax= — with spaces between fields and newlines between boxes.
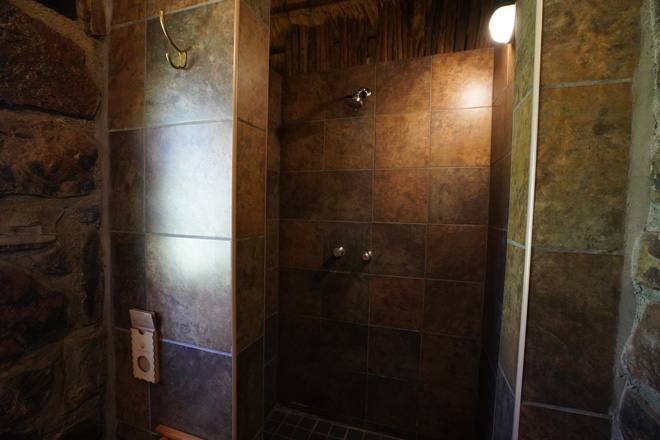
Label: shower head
xmin=344 ymin=87 xmax=372 ymax=109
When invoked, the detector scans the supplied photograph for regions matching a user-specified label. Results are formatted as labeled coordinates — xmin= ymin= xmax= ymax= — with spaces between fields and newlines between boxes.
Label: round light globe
xmin=489 ymin=4 xmax=516 ymax=43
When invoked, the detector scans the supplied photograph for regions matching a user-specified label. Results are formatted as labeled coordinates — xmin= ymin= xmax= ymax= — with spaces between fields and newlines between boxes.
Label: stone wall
xmin=615 ymin=1 xmax=660 ymax=438
xmin=0 ymin=0 xmax=106 ymax=438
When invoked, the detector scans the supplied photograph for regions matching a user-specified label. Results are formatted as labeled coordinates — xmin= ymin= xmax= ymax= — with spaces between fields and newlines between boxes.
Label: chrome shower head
xmin=344 ymin=87 xmax=371 ymax=109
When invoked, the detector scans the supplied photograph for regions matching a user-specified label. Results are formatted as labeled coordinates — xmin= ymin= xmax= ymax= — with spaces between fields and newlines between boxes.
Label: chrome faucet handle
xmin=333 ymin=246 xmax=346 ymax=258
xmin=362 ymin=251 xmax=372 ymax=262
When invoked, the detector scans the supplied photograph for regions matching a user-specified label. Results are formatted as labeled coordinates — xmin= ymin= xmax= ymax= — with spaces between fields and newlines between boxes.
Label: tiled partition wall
xmin=235 ymin=1 xmax=270 ymax=440
xmin=495 ymin=0 xmax=641 ymax=437
xmin=108 ymin=0 xmax=264 ymax=438
xmin=478 ymin=43 xmax=514 ymax=439
xmin=265 ymin=67 xmax=282 ymax=417
xmin=278 ymin=49 xmax=494 ymax=439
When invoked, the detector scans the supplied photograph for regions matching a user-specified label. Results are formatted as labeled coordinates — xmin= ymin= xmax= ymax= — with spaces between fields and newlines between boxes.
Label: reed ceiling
xmin=270 ymin=0 xmax=497 ymax=75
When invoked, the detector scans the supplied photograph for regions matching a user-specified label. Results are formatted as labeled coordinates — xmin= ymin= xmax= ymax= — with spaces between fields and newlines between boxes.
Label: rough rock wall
xmin=616 ymin=1 xmax=660 ymax=438
xmin=0 ymin=0 xmax=107 ymax=438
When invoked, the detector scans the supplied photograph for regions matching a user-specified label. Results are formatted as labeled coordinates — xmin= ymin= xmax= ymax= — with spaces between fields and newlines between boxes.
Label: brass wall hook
xmin=159 ymin=10 xmax=187 ymax=69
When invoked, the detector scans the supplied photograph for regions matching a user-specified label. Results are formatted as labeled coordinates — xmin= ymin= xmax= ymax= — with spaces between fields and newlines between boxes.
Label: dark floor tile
xmin=372 ymin=224 xmax=426 ymax=278
xmin=277 ymin=423 xmax=296 ymax=437
xmin=309 ymin=433 xmax=327 ymax=440
xmin=284 ymin=413 xmax=302 ymax=426
xmin=270 ymin=410 xmax=288 ymax=422
xmin=314 ymin=421 xmax=332 ymax=435
xmin=293 ymin=428 xmax=312 ymax=440
xmin=329 ymin=425 xmax=347 ymax=438
xmin=146 ymin=235 xmax=232 ymax=351
xmin=264 ymin=420 xmax=280 ymax=433
xmin=151 ymin=343 xmax=232 ymax=440
xmin=299 ymin=417 xmax=318 ymax=430
xmin=368 ymin=327 xmax=421 ymax=380
xmin=346 ymin=429 xmax=364 ymax=440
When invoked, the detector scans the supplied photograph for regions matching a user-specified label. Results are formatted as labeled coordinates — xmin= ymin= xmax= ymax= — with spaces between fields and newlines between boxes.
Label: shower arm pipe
xmin=512 ymin=0 xmax=544 ymax=438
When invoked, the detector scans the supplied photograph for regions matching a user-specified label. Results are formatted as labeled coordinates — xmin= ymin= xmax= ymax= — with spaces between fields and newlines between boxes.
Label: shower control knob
xmin=362 ymin=251 xmax=373 ymax=262
xmin=333 ymin=246 xmax=346 ymax=258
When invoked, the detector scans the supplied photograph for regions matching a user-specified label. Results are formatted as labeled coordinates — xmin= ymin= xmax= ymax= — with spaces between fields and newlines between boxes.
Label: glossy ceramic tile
xmin=266 ymin=170 xmax=280 ymax=220
xmin=112 ymin=0 xmax=143 ymax=25
xmin=266 ymin=220 xmax=279 ymax=268
xmin=237 ymin=338 xmax=264 ymax=440
xmin=324 ymin=118 xmax=375 ymax=170
xmin=145 ymin=121 xmax=232 ymax=238
xmin=420 ymin=333 xmax=479 ymax=392
xmin=368 ymin=327 xmax=420 ymax=380
xmin=144 ymin=3 xmax=235 ymax=125
xmin=269 ymin=68 xmax=283 ymax=124
xmin=236 ymin=237 xmax=265 ymax=351
xmin=367 ymin=376 xmax=419 ymax=432
xmin=534 ymin=83 xmax=631 ymax=251
xmin=372 ymin=223 xmax=426 ymax=278
xmin=492 ymin=44 xmax=514 ymax=105
xmin=322 ymin=272 xmax=370 ymax=324
xmin=373 ymin=169 xmax=428 ymax=223
xmin=431 ymin=48 xmax=494 ymax=110
xmin=320 ymin=367 xmax=368 ymax=418
xmin=280 ymin=122 xmax=324 ymax=171
xmin=109 ymin=23 xmax=144 ymax=129
xmin=499 ymin=243 xmax=524 ymax=390
xmin=237 ymin=5 xmax=269 ymax=129
xmin=279 ymin=220 xmax=323 ymax=269
xmin=114 ymin=330 xmax=148 ymax=428
xmin=489 ymin=155 xmax=511 ymax=230
xmin=265 ymin=314 xmax=278 ymax=363
xmin=492 ymin=368 xmax=514 ymax=440
xmin=376 ymin=57 xmax=431 ymax=115
xmin=323 ymin=171 xmax=373 ymax=221
xmin=109 ymin=130 xmax=144 ymax=232
xmin=508 ymin=97 xmax=532 ymax=245
xmin=282 ymin=73 xmax=326 ymax=123
xmin=322 ymin=222 xmax=372 ymax=273
xmin=279 ymin=313 xmax=320 ymax=363
xmin=514 ymin=0 xmax=536 ymax=105
xmin=277 ymin=359 xmax=320 ymax=408
xmin=111 ymin=233 xmax=146 ymax=329
xmin=426 ymin=225 xmax=487 ymax=282
xmin=430 ymin=108 xmax=491 ymax=166
xmin=524 ymin=251 xmax=621 ymax=413
xmin=146 ymin=235 xmax=232 ymax=352
xmin=423 ymin=280 xmax=483 ymax=339
xmin=237 ymin=122 xmax=267 ymax=238
xmin=151 ymin=342 xmax=232 ymax=440
xmin=491 ymin=80 xmax=514 ymax=164
xmin=370 ymin=276 xmax=423 ymax=330
xmin=428 ymin=167 xmax=489 ymax=225
xmin=280 ymin=172 xmax=323 ymax=220
xmin=326 ymin=64 xmax=376 ymax=119
xmin=268 ymin=121 xmax=281 ymax=170
xmin=374 ymin=113 xmax=430 ymax=168
xmin=265 ymin=267 xmax=278 ymax=316
xmin=519 ymin=404 xmax=611 ymax=439
xmin=278 ymin=267 xmax=322 ymax=316
xmin=320 ymin=320 xmax=368 ymax=372
xmin=419 ymin=384 xmax=477 ymax=439
xmin=541 ymin=0 xmax=640 ymax=84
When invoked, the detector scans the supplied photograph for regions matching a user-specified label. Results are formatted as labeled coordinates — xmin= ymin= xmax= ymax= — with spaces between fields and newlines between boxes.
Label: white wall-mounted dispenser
xmin=130 ymin=308 xmax=159 ymax=383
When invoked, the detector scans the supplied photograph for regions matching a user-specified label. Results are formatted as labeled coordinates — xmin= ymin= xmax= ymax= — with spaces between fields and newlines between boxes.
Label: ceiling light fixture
xmin=489 ymin=0 xmax=516 ymax=44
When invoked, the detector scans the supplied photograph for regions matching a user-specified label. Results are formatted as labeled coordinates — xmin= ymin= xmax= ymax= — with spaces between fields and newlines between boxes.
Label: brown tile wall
xmin=278 ymin=48 xmax=493 ymax=439
xmin=478 ymin=42 xmax=514 ymax=440
xmin=494 ymin=0 xmax=640 ymax=438
xmin=109 ymin=1 xmax=238 ymax=438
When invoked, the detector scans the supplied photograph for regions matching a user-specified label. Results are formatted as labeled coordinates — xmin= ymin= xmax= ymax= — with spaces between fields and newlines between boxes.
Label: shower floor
xmin=264 ymin=406 xmax=403 ymax=440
